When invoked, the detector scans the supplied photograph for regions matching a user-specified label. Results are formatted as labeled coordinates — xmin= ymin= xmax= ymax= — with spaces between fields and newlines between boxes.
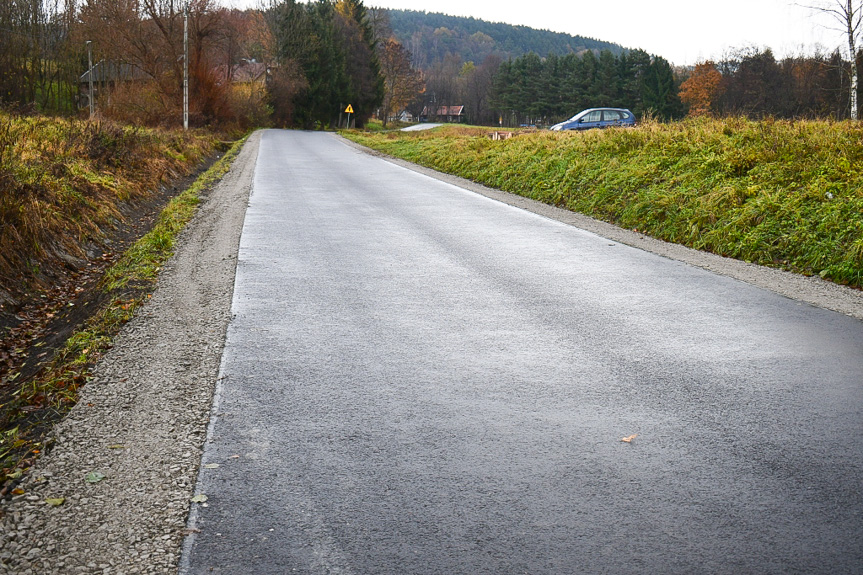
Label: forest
xmin=490 ymin=50 xmax=683 ymax=126
xmin=0 ymin=0 xmax=861 ymax=128
xmin=384 ymin=8 xmax=624 ymax=70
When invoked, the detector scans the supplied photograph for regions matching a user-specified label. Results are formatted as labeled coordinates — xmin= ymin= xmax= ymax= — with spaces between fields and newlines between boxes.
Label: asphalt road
xmin=180 ymin=130 xmax=863 ymax=574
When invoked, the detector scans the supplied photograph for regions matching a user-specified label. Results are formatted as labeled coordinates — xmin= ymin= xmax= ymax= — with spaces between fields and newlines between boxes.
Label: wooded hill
xmin=384 ymin=9 xmax=624 ymax=70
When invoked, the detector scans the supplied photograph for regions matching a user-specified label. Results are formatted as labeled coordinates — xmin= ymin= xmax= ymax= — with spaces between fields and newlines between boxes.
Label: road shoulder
xmin=0 ymin=131 xmax=261 ymax=575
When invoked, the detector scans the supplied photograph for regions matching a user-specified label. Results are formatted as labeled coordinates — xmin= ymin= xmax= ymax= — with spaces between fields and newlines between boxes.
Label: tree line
xmin=474 ymin=47 xmax=862 ymax=126
xmin=680 ymin=47 xmax=859 ymax=119
xmin=1 ymin=0 xmax=277 ymax=126
xmin=264 ymin=0 xmax=384 ymax=128
xmin=490 ymin=50 xmax=683 ymax=126
xmin=0 ymin=1 xmax=861 ymax=128
xmin=385 ymin=9 xmax=623 ymax=71
xmin=0 ymin=0 xmax=80 ymax=114
xmin=0 ymin=0 xmax=397 ymax=130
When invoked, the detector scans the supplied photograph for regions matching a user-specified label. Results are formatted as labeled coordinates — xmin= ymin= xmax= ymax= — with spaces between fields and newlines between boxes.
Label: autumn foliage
xmin=378 ymin=38 xmax=424 ymax=127
xmin=74 ymin=1 xmax=272 ymax=129
xmin=679 ymin=62 xmax=723 ymax=116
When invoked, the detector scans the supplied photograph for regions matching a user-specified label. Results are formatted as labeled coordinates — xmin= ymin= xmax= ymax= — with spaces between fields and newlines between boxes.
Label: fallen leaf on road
xmin=191 ymin=494 xmax=208 ymax=503
xmin=45 ymin=498 xmax=65 ymax=507
xmin=85 ymin=471 xmax=106 ymax=483
xmin=203 ymin=463 xmax=220 ymax=469
xmin=621 ymin=434 xmax=638 ymax=443
xmin=107 ymin=444 xmax=126 ymax=449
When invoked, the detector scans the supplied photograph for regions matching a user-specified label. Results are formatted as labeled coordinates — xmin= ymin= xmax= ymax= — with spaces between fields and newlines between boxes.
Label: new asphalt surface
xmin=180 ymin=130 xmax=863 ymax=574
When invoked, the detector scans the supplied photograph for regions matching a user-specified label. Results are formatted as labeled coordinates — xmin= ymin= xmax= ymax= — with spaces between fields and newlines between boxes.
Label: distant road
xmin=401 ymin=122 xmax=442 ymax=131
xmin=181 ymin=130 xmax=863 ymax=575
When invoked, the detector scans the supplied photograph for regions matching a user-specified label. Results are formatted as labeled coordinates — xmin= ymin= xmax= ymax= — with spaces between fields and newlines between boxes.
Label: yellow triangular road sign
xmin=345 ymin=104 xmax=354 ymax=114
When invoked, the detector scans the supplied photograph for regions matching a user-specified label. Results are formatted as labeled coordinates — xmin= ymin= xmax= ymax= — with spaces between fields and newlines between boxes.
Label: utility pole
xmin=86 ymin=40 xmax=94 ymax=120
xmin=184 ymin=2 xmax=189 ymax=130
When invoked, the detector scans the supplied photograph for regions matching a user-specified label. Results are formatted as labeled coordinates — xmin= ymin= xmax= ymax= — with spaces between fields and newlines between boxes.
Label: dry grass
xmin=0 ymin=123 xmax=245 ymax=487
xmin=0 ymin=111 xmax=215 ymax=300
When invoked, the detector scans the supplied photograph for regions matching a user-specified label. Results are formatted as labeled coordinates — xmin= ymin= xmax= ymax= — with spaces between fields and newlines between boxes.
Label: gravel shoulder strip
xmin=0 ymin=131 xmax=260 ymax=575
xmin=342 ymin=136 xmax=863 ymax=321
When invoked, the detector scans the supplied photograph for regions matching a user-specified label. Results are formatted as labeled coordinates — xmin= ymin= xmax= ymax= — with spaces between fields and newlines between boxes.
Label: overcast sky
xmin=228 ymin=0 xmax=845 ymax=66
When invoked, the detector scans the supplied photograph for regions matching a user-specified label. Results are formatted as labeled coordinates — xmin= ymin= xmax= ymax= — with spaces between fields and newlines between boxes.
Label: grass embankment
xmin=345 ymin=119 xmax=863 ymax=288
xmin=26 ymin=135 xmax=246 ymax=407
xmin=0 ymin=112 xmax=214 ymax=299
xmin=0 ymin=110 xmax=247 ymax=487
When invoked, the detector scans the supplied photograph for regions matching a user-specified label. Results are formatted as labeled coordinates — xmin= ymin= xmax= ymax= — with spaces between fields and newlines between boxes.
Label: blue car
xmin=549 ymin=108 xmax=636 ymax=131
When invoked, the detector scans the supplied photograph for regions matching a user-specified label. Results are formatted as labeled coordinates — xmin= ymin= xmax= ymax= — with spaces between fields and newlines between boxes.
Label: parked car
xmin=549 ymin=108 xmax=636 ymax=131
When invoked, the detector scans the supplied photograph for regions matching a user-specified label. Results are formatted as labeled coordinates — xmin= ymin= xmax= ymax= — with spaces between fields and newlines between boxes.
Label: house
xmin=78 ymin=60 xmax=149 ymax=110
xmin=419 ymin=105 xmax=465 ymax=123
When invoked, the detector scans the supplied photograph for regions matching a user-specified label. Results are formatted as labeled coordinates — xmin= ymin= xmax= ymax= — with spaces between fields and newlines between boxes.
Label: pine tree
xmin=335 ymin=0 xmax=384 ymax=127
xmin=269 ymin=0 xmax=383 ymax=128
xmin=641 ymin=56 xmax=682 ymax=119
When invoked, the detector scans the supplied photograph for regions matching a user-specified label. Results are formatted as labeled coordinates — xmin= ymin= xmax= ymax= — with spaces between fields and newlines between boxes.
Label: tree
xmin=592 ymin=50 xmax=619 ymax=104
xmin=302 ymin=0 xmax=349 ymax=128
xmin=77 ymin=0 xmax=231 ymax=125
xmin=713 ymin=48 xmax=792 ymax=118
xmin=783 ymin=50 xmax=840 ymax=117
xmin=269 ymin=0 xmax=346 ymax=128
xmin=0 ymin=0 xmax=82 ymax=113
xmin=490 ymin=49 xmax=685 ymax=125
xmin=265 ymin=0 xmax=312 ymax=126
xmin=267 ymin=0 xmax=384 ymax=128
xmin=805 ymin=0 xmax=862 ymax=119
xmin=513 ymin=51 xmax=543 ymax=123
xmin=679 ymin=61 xmax=724 ymax=116
xmin=619 ymin=49 xmax=652 ymax=115
xmin=640 ymin=55 xmax=683 ymax=119
xmin=490 ymin=58 xmax=517 ymax=124
xmin=335 ymin=0 xmax=384 ymax=127
xmin=457 ymin=54 xmax=501 ymax=124
xmin=267 ymin=59 xmax=308 ymax=127
xmin=378 ymin=37 xmax=424 ymax=126
xmin=425 ymin=52 xmax=462 ymax=115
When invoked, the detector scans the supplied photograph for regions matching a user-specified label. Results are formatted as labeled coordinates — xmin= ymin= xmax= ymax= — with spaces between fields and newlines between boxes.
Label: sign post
xmin=345 ymin=104 xmax=354 ymax=129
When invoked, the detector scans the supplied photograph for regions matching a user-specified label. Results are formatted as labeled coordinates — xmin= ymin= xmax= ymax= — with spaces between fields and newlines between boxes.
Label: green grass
xmin=344 ymin=118 xmax=863 ymax=288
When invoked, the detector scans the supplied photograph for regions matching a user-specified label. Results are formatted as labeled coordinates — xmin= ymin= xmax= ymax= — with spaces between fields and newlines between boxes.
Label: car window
xmin=602 ymin=111 xmax=620 ymax=121
xmin=583 ymin=111 xmax=601 ymax=122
